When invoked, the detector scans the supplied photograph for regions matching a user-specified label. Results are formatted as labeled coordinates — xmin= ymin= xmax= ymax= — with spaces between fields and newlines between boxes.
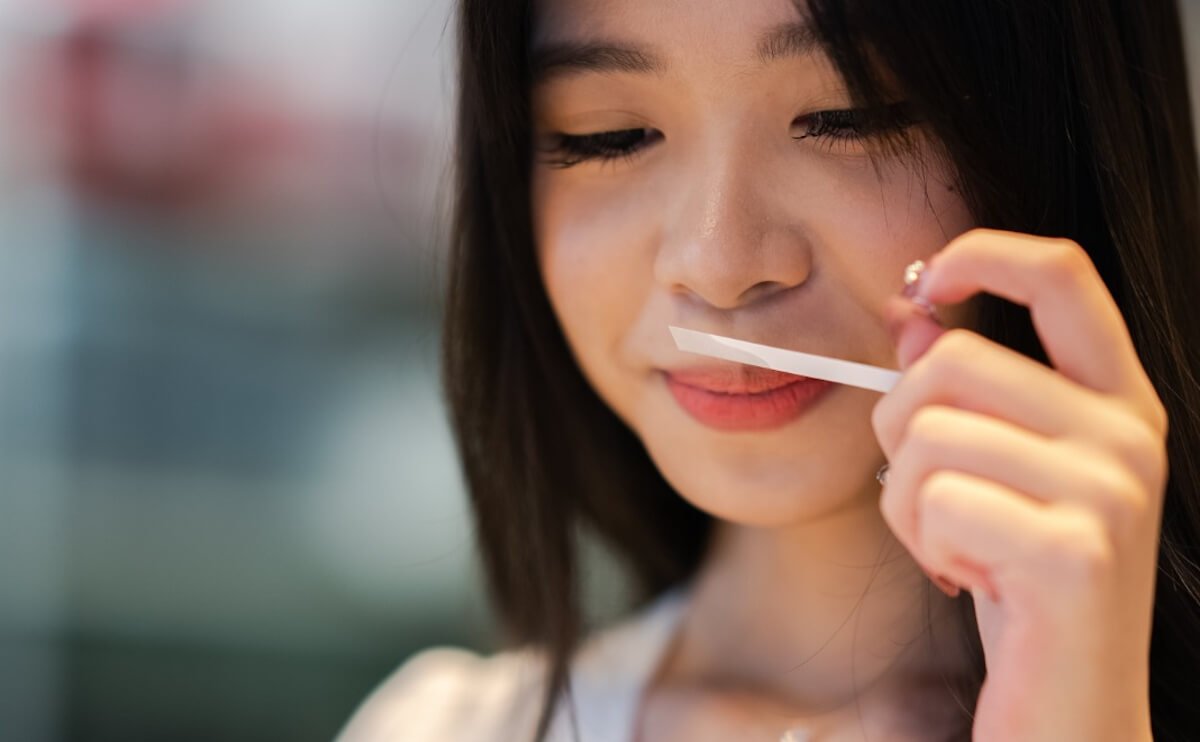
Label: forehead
xmin=532 ymin=0 xmax=815 ymax=73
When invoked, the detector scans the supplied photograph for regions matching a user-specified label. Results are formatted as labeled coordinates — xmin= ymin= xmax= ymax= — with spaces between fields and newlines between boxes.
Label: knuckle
xmin=961 ymin=226 xmax=1001 ymax=244
xmin=1152 ymin=398 xmax=1170 ymax=438
xmin=919 ymin=472 xmax=956 ymax=510
xmin=1087 ymin=461 xmax=1149 ymax=541
xmin=902 ymin=407 xmax=958 ymax=467
xmin=943 ymin=228 xmax=985 ymax=252
xmin=917 ymin=331 xmax=976 ymax=381
xmin=916 ymin=472 xmax=966 ymax=552
xmin=933 ymin=328 xmax=978 ymax=357
xmin=907 ymin=405 xmax=953 ymax=441
xmin=1107 ymin=409 xmax=1159 ymax=453
xmin=1103 ymin=411 xmax=1168 ymax=485
xmin=1035 ymin=510 xmax=1115 ymax=585
xmin=901 ymin=352 xmax=936 ymax=393
xmin=919 ymin=470 xmax=961 ymax=509
xmin=1038 ymin=238 xmax=1090 ymax=282
xmin=1136 ymin=383 xmax=1170 ymax=436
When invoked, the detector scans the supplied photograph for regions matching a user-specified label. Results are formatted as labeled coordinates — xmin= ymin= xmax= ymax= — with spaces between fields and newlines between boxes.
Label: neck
xmin=656 ymin=483 xmax=976 ymax=713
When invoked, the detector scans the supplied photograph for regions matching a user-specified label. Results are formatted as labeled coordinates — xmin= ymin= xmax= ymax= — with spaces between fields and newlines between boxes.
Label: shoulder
xmin=336 ymin=586 xmax=691 ymax=742
xmin=335 ymin=645 xmax=549 ymax=742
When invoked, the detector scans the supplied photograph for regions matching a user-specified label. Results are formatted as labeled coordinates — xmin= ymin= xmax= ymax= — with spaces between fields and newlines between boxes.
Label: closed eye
xmin=539 ymin=101 xmax=917 ymax=168
xmin=791 ymin=102 xmax=918 ymax=148
xmin=541 ymin=127 xmax=663 ymax=168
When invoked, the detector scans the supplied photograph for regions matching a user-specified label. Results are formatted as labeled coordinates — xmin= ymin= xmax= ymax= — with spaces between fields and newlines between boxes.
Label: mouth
xmin=661 ymin=365 xmax=836 ymax=432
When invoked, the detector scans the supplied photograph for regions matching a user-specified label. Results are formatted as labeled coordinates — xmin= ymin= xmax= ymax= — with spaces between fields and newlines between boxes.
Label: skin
xmin=530 ymin=0 xmax=1165 ymax=740
xmin=875 ymin=235 xmax=1165 ymax=742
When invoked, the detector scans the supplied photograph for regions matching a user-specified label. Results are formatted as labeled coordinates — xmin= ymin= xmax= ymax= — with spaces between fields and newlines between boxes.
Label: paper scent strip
xmin=668 ymin=326 xmax=902 ymax=393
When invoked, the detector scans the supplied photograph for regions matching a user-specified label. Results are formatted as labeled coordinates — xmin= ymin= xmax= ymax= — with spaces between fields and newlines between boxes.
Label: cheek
xmin=527 ymin=148 xmax=978 ymax=528
xmin=805 ymin=153 xmax=975 ymax=317
xmin=532 ymin=175 xmax=659 ymax=406
xmin=534 ymin=172 xmax=661 ymax=267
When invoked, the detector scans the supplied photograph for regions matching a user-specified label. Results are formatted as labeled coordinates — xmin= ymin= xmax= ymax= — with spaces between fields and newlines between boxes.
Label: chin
xmin=631 ymin=410 xmax=884 ymax=528
xmin=641 ymin=441 xmax=852 ymax=527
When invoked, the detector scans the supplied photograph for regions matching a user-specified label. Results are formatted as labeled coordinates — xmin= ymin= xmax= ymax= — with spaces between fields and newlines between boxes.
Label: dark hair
xmin=442 ymin=1 xmax=1200 ymax=740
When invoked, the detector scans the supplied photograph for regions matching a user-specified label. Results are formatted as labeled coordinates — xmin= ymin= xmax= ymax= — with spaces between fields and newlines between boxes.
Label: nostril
xmin=737 ymin=280 xmax=792 ymax=306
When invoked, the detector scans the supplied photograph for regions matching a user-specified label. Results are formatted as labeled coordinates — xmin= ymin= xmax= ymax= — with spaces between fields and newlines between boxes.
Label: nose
xmin=654 ymin=145 xmax=813 ymax=310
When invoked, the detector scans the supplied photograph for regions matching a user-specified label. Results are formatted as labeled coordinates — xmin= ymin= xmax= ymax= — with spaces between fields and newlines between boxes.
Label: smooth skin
xmin=875 ymin=230 xmax=1166 ymax=742
xmin=530 ymin=0 xmax=1166 ymax=738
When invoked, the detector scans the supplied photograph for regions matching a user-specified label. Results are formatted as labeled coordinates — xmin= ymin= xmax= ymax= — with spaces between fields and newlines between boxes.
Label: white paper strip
xmin=668 ymin=326 xmax=901 ymax=393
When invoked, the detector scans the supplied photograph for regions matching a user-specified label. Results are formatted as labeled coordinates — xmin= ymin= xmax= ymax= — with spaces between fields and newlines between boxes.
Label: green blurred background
xmin=0 ymin=1 xmax=488 ymax=740
xmin=1 ymin=1 xmax=1199 ymax=740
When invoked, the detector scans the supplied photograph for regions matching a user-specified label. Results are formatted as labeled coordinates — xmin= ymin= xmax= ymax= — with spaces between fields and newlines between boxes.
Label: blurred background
xmin=0 ymin=1 xmax=484 ymax=740
xmin=1 ymin=2 xmax=1199 ymax=741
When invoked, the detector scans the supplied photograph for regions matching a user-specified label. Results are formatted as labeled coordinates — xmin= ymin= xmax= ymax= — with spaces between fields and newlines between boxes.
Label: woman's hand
xmin=871 ymin=228 xmax=1167 ymax=742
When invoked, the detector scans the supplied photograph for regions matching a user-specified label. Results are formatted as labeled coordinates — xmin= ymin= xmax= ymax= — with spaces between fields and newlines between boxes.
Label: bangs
xmin=800 ymin=0 xmax=1061 ymax=232
xmin=801 ymin=0 xmax=949 ymax=180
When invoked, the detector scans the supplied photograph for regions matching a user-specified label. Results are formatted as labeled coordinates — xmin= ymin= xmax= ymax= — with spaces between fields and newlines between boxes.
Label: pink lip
xmin=662 ymin=365 xmax=835 ymax=431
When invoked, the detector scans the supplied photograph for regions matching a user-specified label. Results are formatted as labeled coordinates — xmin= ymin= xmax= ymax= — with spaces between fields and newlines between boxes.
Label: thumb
xmin=884 ymin=293 xmax=946 ymax=369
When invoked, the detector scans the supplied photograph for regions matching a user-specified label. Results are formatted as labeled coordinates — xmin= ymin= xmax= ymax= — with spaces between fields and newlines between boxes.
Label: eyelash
xmin=543 ymin=102 xmax=916 ymax=168
xmin=544 ymin=128 xmax=663 ymax=168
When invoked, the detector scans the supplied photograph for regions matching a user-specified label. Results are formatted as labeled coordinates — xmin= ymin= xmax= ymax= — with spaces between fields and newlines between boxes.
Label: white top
xmin=335 ymin=586 xmax=691 ymax=742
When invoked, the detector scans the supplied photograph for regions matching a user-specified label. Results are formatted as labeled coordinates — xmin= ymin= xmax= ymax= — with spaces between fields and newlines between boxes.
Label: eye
xmin=541 ymin=127 xmax=663 ymax=168
xmin=791 ymin=101 xmax=917 ymax=148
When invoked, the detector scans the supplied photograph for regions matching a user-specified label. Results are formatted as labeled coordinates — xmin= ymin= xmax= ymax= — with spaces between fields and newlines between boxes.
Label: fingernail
xmin=932 ymin=574 xmax=962 ymax=599
xmin=917 ymin=561 xmax=962 ymax=598
xmin=948 ymin=556 xmax=1000 ymax=603
xmin=901 ymin=259 xmax=944 ymax=327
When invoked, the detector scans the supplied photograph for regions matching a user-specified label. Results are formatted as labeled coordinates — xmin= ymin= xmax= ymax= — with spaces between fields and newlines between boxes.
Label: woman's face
xmin=531 ymin=0 xmax=976 ymax=526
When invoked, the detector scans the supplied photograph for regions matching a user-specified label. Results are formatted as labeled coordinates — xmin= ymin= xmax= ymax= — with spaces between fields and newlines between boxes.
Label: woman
xmin=339 ymin=0 xmax=1200 ymax=739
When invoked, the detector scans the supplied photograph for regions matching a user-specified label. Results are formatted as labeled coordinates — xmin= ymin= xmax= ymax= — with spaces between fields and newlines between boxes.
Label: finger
xmin=916 ymin=470 xmax=1115 ymax=608
xmin=881 ymin=405 xmax=1148 ymax=553
xmin=883 ymin=294 xmax=945 ymax=369
xmin=872 ymin=328 xmax=1112 ymax=458
xmin=921 ymin=229 xmax=1150 ymax=405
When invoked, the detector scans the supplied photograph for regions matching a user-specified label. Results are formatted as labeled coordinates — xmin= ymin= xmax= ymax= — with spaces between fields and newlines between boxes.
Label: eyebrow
xmin=756 ymin=19 xmax=822 ymax=64
xmin=531 ymin=20 xmax=823 ymax=84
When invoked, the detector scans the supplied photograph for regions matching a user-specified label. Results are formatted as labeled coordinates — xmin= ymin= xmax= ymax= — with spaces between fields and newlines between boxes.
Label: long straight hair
xmin=442 ymin=1 xmax=1200 ymax=740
